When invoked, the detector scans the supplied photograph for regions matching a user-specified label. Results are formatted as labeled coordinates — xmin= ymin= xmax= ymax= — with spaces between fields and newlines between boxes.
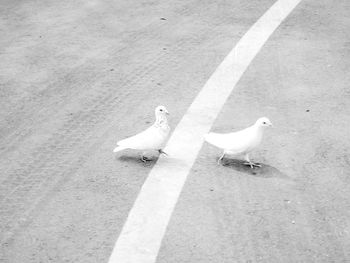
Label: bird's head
xmin=256 ymin=117 xmax=272 ymax=128
xmin=155 ymin=105 xmax=169 ymax=117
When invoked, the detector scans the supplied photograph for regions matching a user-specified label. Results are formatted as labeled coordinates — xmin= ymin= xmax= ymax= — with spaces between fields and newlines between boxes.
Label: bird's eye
xmin=160 ymin=109 xmax=163 ymax=111
xmin=263 ymin=122 xmax=266 ymax=124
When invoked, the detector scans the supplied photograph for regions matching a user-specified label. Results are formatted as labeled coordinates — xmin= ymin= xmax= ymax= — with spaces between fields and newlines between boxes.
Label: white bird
xmin=113 ymin=105 xmax=170 ymax=162
xmin=204 ymin=117 xmax=272 ymax=168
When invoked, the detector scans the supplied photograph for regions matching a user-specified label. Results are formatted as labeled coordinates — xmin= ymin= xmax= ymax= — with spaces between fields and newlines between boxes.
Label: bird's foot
xmin=158 ymin=149 xmax=168 ymax=156
xmin=243 ymin=162 xmax=261 ymax=169
xmin=141 ymin=156 xmax=151 ymax=163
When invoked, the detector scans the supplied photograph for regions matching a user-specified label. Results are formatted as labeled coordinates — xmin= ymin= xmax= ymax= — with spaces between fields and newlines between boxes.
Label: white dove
xmin=204 ymin=117 xmax=272 ymax=168
xmin=113 ymin=105 xmax=170 ymax=162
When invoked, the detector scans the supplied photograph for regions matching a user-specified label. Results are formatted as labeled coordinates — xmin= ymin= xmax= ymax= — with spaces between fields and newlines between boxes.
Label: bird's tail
xmin=204 ymin=132 xmax=222 ymax=148
xmin=113 ymin=145 xmax=127 ymax=153
xmin=204 ymin=133 xmax=214 ymax=144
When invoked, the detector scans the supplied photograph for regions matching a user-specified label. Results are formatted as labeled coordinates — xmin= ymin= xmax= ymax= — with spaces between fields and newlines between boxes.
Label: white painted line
xmin=108 ymin=0 xmax=302 ymax=262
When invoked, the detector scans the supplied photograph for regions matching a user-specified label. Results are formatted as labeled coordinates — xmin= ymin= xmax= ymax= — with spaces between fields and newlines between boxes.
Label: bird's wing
xmin=206 ymin=126 xmax=260 ymax=154
xmin=117 ymin=125 xmax=167 ymax=150
xmin=205 ymin=132 xmax=233 ymax=149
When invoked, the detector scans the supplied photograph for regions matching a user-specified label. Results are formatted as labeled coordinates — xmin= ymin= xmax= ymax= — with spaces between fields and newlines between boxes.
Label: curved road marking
xmin=108 ymin=0 xmax=302 ymax=262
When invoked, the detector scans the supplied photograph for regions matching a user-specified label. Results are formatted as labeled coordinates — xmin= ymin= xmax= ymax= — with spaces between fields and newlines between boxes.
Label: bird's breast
xmin=159 ymin=123 xmax=170 ymax=134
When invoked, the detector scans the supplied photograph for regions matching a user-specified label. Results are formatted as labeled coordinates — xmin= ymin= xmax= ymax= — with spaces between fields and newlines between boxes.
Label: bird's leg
xmin=158 ymin=149 xmax=168 ymax=156
xmin=218 ymin=152 xmax=226 ymax=165
xmin=243 ymin=153 xmax=261 ymax=168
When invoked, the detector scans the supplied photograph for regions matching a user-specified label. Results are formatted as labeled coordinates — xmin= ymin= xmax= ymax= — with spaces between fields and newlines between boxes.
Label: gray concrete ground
xmin=0 ymin=0 xmax=349 ymax=262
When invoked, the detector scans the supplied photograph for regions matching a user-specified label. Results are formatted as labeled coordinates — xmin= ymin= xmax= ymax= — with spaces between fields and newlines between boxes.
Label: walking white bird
xmin=204 ymin=117 xmax=272 ymax=168
xmin=113 ymin=105 xmax=170 ymax=162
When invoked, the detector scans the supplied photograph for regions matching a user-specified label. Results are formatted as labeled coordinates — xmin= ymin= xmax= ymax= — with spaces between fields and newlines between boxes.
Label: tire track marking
xmin=0 ymin=11 xmax=240 ymax=245
xmin=0 ymin=0 xmax=198 ymax=157
xmin=0 ymin=2 xmax=242 ymax=203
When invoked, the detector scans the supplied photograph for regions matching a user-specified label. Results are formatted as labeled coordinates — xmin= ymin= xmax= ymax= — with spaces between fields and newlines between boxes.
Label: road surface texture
xmin=0 ymin=0 xmax=349 ymax=262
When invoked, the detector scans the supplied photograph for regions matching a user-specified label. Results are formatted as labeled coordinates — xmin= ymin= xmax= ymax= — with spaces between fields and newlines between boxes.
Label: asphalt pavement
xmin=0 ymin=0 xmax=349 ymax=262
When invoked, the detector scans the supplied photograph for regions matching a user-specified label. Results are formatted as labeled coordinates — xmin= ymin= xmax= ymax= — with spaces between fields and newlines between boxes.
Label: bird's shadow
xmin=221 ymin=158 xmax=290 ymax=180
xmin=117 ymin=154 xmax=157 ymax=166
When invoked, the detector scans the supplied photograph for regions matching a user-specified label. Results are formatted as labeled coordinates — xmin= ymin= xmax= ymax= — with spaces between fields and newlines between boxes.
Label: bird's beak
xmin=166 ymin=110 xmax=170 ymax=115
xmin=269 ymin=122 xmax=273 ymax=127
